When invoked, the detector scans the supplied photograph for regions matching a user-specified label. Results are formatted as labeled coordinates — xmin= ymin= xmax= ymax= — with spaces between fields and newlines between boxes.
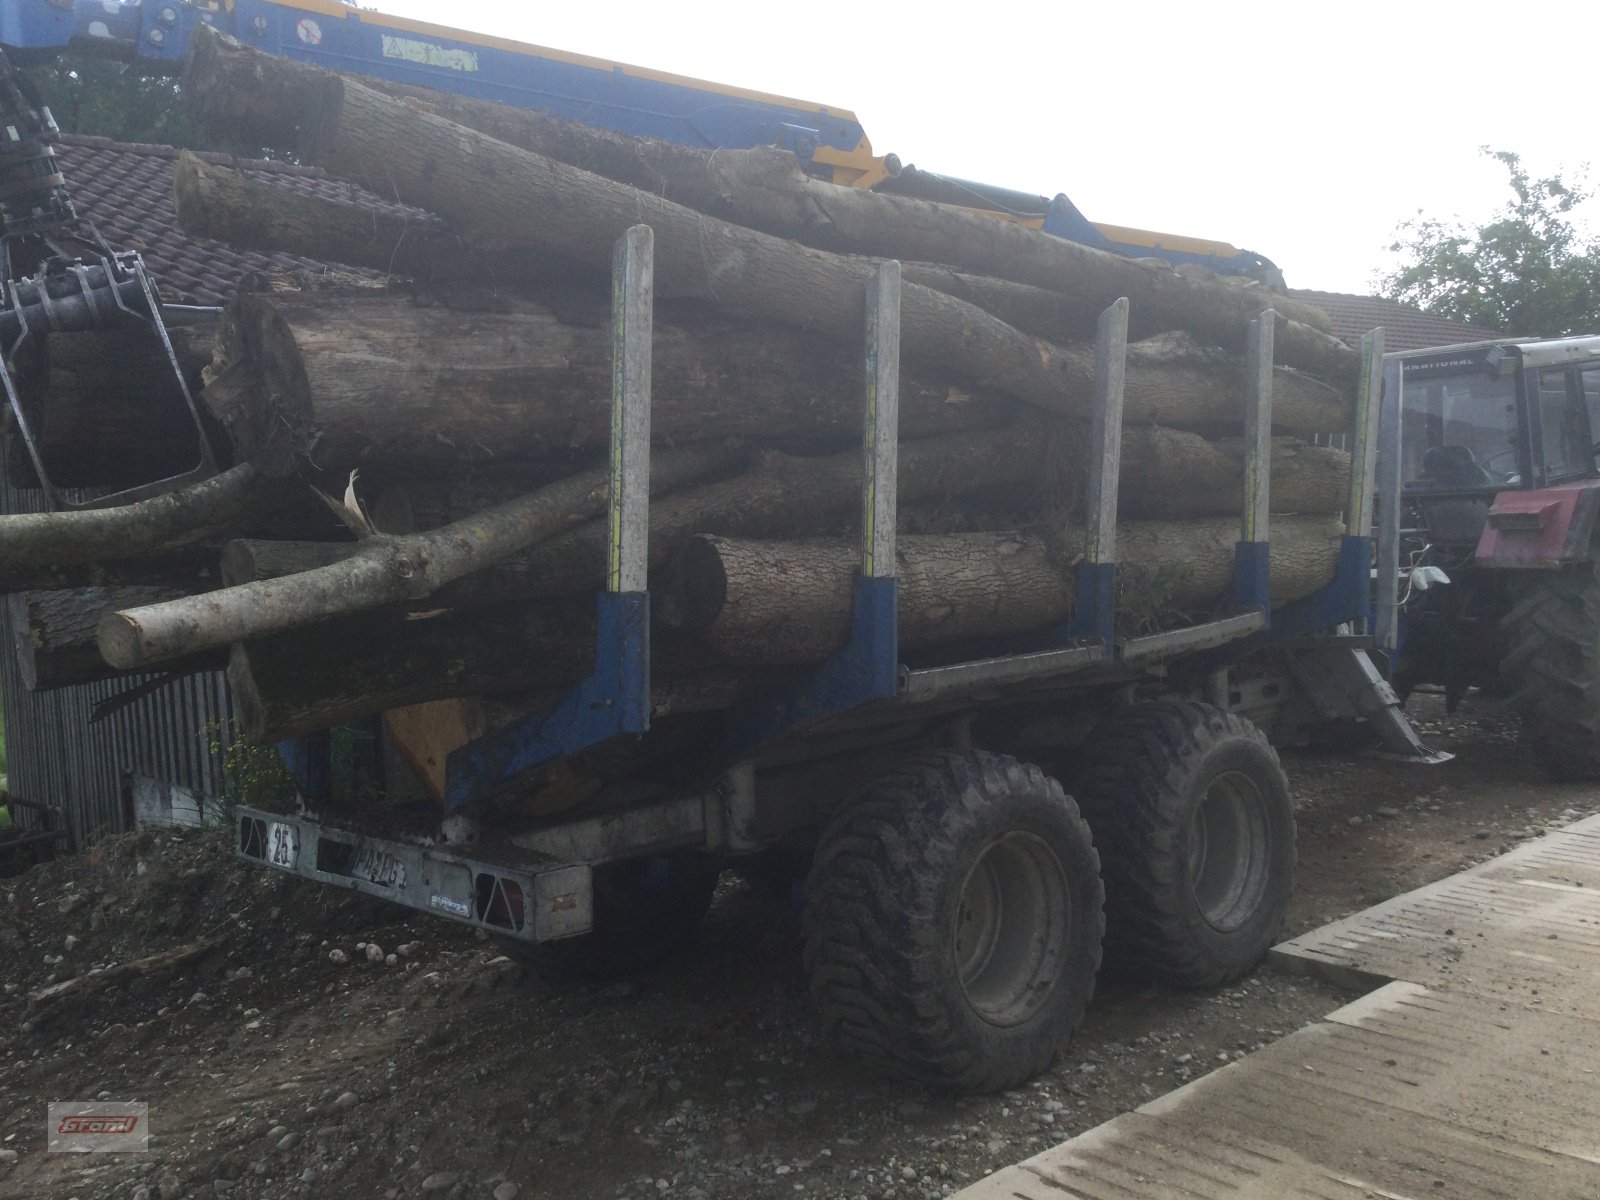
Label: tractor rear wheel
xmin=1502 ymin=565 xmax=1600 ymax=781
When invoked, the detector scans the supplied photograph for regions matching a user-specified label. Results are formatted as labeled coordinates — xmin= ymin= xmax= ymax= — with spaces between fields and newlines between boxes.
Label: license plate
xmin=266 ymin=822 xmax=299 ymax=869
xmin=348 ymin=845 xmax=406 ymax=889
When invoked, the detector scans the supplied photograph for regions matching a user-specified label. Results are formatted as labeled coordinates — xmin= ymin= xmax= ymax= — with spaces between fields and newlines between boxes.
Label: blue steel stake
xmin=726 ymin=262 xmax=903 ymax=754
xmin=1062 ymin=297 xmax=1127 ymax=656
xmin=1231 ymin=309 xmax=1274 ymax=617
xmin=444 ymin=225 xmax=655 ymax=807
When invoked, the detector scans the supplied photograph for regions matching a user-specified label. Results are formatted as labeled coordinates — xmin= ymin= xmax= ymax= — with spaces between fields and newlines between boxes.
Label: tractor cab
xmin=1399 ymin=336 xmax=1600 ymax=552
xmin=1388 ymin=335 xmax=1600 ymax=747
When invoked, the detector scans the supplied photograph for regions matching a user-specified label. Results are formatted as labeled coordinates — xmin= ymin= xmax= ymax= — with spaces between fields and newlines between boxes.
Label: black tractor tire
xmin=1072 ymin=701 xmax=1294 ymax=989
xmin=1501 ymin=565 xmax=1600 ymax=781
xmin=503 ymin=851 xmax=723 ymax=982
xmin=802 ymin=751 xmax=1104 ymax=1094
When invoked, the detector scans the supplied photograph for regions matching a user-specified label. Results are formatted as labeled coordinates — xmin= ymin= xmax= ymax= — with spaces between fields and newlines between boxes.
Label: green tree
xmin=1380 ymin=149 xmax=1600 ymax=337
xmin=25 ymin=49 xmax=215 ymax=149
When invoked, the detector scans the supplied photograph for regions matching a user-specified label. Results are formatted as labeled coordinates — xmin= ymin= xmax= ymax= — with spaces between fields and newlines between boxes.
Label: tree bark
xmin=219 ymin=539 xmax=358 ymax=585
xmin=184 ymin=31 xmax=1347 ymax=374
xmin=273 ymin=424 xmax=1346 ymax=611
xmin=226 ymin=602 xmax=760 ymax=742
xmin=99 ymin=443 xmax=739 ymax=669
xmin=205 ymin=290 xmax=1019 ymax=474
xmin=174 ymin=150 xmax=492 ymax=286
xmin=208 ymin=290 xmax=1344 ymax=481
xmin=435 ymin=424 xmax=1055 ymax=604
xmin=899 ymin=262 xmax=1357 ymax=391
xmin=1119 ymin=429 xmax=1349 ymax=517
xmin=9 ymin=585 xmax=222 ymax=691
xmin=174 ymin=151 xmax=1359 ymax=396
xmin=184 ymin=32 xmax=1348 ymax=428
xmin=661 ymin=517 xmax=1344 ymax=664
xmin=0 ymin=552 xmax=221 ymax=594
xmin=0 ymin=464 xmax=294 ymax=588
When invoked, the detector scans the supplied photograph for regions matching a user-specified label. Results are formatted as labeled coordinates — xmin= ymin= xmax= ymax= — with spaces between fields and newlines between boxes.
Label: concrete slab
xmin=1271 ymin=825 xmax=1600 ymax=1019
xmin=952 ymin=816 xmax=1600 ymax=1200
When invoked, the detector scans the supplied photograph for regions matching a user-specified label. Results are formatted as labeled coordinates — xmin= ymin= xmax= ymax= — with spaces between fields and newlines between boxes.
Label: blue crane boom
xmin=0 ymin=0 xmax=1281 ymax=281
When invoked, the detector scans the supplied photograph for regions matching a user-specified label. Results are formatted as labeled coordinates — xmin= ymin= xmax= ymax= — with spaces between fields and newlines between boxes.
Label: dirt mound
xmin=0 ymin=826 xmax=428 ymax=1032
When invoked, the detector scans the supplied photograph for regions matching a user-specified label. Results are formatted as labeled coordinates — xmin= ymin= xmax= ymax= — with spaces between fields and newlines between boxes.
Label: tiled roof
xmin=49 ymin=135 xmax=438 ymax=305
xmin=1290 ymin=289 xmax=1503 ymax=353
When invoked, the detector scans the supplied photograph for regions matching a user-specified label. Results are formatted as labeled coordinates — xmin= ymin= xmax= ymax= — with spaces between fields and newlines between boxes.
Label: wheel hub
xmin=1186 ymin=770 xmax=1270 ymax=932
xmin=953 ymin=832 xmax=1071 ymax=1027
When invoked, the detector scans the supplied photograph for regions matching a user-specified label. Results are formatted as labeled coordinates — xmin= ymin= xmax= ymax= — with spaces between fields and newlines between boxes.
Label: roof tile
xmin=1291 ymin=289 xmax=1503 ymax=353
xmin=48 ymin=134 xmax=441 ymax=306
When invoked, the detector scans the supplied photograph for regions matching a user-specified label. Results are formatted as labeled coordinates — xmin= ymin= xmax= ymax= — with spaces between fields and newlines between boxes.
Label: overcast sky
xmin=370 ymin=0 xmax=1597 ymax=296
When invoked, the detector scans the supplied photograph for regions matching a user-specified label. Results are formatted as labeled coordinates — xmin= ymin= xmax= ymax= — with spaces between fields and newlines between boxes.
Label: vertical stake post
xmin=1347 ymin=329 xmax=1385 ymax=537
xmin=861 ymin=260 xmax=901 ymax=580
xmin=1066 ymin=297 xmax=1127 ymax=655
xmin=851 ymin=260 xmax=901 ymax=700
xmin=1233 ymin=308 xmax=1274 ymax=615
xmin=609 ymin=224 xmax=654 ymax=596
xmin=723 ymin=260 xmax=902 ymax=754
xmin=441 ymin=225 xmax=656 ymax=806
xmin=1374 ymin=352 xmax=1404 ymax=652
xmin=1344 ymin=327 xmax=1385 ymax=634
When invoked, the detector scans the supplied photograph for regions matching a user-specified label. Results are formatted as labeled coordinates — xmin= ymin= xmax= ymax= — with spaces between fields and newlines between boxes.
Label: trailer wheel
xmin=1501 ymin=565 xmax=1600 ymax=781
xmin=803 ymin=751 xmax=1103 ymax=1093
xmin=1072 ymin=702 xmax=1293 ymax=989
xmin=507 ymin=852 xmax=723 ymax=981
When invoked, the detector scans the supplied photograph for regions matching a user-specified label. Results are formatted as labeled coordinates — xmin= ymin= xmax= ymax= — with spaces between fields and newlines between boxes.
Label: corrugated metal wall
xmin=1 ymin=477 xmax=231 ymax=850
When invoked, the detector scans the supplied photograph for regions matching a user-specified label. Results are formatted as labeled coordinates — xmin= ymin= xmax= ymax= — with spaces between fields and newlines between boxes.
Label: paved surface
xmin=953 ymin=814 xmax=1600 ymax=1199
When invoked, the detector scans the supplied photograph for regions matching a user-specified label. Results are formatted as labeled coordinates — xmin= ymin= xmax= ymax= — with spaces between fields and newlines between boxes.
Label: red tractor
xmin=1381 ymin=335 xmax=1600 ymax=777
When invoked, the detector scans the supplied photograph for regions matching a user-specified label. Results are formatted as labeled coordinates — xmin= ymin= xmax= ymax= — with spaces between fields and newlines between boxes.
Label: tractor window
xmin=1538 ymin=367 xmax=1590 ymax=482
xmin=1585 ymin=369 xmax=1600 ymax=468
xmin=1401 ymin=372 xmax=1518 ymax=489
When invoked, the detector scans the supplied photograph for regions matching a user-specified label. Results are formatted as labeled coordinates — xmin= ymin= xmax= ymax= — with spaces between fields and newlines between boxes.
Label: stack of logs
xmin=0 ymin=27 xmax=1357 ymax=801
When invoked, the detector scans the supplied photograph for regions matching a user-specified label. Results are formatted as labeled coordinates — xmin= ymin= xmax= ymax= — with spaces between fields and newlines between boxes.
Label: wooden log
xmin=0 ymin=464 xmax=294 ymax=588
xmin=9 ymin=585 xmax=222 ymax=691
xmin=433 ymin=424 xmax=1055 ymax=604
xmin=173 ymin=151 xmax=491 ymax=285
xmin=175 ymin=151 xmax=1358 ymax=395
xmin=899 ymin=263 xmax=1357 ymax=391
xmin=1119 ymin=429 xmax=1349 ymax=517
xmin=99 ymin=444 xmax=740 ymax=669
xmin=0 ymin=552 xmax=221 ymax=595
xmin=220 ymin=539 xmax=357 ymax=585
xmin=205 ymin=290 xmax=1018 ymax=474
xmin=247 ymin=421 xmax=1344 ymax=613
xmin=185 ymin=31 xmax=1346 ymax=371
xmin=185 ymin=33 xmax=1349 ymax=430
xmin=226 ymin=601 xmax=765 ymax=742
xmin=661 ymin=518 xmax=1345 ymax=664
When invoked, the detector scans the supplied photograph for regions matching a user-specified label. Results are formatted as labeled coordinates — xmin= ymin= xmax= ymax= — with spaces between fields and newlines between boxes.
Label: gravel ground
xmin=2 ymin=690 xmax=1597 ymax=1200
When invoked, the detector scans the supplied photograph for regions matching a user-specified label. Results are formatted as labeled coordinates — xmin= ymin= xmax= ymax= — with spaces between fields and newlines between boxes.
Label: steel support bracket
xmin=726 ymin=574 xmax=898 ymax=754
xmin=1063 ymin=560 xmax=1117 ymax=658
xmin=1231 ymin=540 xmax=1272 ymax=621
xmin=446 ymin=590 xmax=650 ymax=807
xmin=444 ymin=225 xmax=655 ymax=807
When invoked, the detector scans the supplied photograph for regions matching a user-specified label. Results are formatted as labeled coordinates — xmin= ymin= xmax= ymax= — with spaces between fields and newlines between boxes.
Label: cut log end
xmin=656 ymin=534 xmax=728 ymax=635
xmin=96 ymin=611 xmax=147 ymax=672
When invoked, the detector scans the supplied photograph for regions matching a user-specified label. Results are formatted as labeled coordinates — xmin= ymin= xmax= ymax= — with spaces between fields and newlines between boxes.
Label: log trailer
xmin=0 ymin=2 xmax=1448 ymax=1092
xmin=254 ymin=251 xmax=1423 ymax=1092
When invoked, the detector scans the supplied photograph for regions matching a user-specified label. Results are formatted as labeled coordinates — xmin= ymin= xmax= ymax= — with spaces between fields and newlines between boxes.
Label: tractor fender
xmin=1474 ymin=480 xmax=1600 ymax=568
